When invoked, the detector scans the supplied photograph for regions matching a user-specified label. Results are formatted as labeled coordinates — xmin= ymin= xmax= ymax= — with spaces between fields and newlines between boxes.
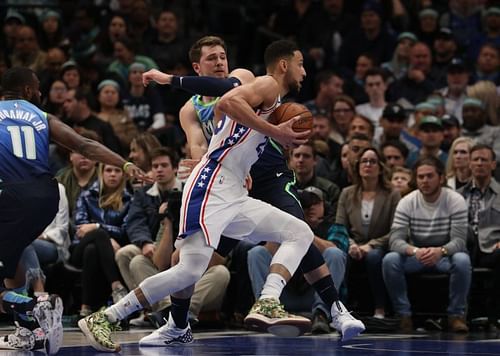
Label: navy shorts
xmin=0 ymin=176 xmax=59 ymax=279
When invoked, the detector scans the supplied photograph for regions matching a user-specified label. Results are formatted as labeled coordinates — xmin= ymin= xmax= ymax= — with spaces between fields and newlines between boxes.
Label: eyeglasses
xmin=360 ymin=158 xmax=378 ymax=165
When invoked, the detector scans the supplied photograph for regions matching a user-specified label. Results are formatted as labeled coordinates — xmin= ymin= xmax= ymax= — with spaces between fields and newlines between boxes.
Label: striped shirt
xmin=389 ymin=187 xmax=468 ymax=255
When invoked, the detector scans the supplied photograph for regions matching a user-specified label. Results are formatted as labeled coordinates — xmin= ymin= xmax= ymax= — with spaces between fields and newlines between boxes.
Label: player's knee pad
xmin=299 ymin=243 xmax=326 ymax=274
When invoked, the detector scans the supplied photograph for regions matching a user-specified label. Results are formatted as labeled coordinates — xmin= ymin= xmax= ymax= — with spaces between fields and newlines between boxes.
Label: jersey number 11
xmin=7 ymin=126 xmax=36 ymax=160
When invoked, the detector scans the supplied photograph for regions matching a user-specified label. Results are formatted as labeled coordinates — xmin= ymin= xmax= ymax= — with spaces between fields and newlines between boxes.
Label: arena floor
xmin=2 ymin=327 xmax=499 ymax=355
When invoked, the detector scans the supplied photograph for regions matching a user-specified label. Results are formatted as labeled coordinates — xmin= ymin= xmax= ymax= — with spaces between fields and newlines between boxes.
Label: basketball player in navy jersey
xmin=0 ymin=67 xmax=148 ymax=353
xmin=138 ymin=36 xmax=364 ymax=344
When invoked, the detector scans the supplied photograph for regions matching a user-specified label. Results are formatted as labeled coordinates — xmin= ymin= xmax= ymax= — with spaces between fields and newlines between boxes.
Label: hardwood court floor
xmin=2 ymin=327 xmax=499 ymax=355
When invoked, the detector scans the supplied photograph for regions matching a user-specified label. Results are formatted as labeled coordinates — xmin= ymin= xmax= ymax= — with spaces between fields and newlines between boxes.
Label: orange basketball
xmin=269 ymin=102 xmax=313 ymax=135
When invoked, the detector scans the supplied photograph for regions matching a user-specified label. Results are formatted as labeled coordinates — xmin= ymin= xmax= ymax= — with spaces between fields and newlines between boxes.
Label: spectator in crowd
xmin=107 ymin=37 xmax=159 ymax=83
xmin=407 ymin=116 xmax=448 ymax=168
xmin=461 ymin=97 xmax=500 ymax=163
xmin=60 ymin=60 xmax=83 ymax=91
xmin=67 ymin=6 xmax=100 ymax=61
xmin=70 ymin=163 xmax=131 ymax=318
xmin=56 ymin=130 xmax=99 ymax=217
xmin=349 ymin=115 xmax=374 ymax=143
xmin=356 ymin=68 xmax=388 ymax=132
xmin=337 ymin=147 xmax=400 ymax=319
xmin=43 ymin=79 xmax=67 ymax=118
xmin=63 ymin=88 xmax=122 ymax=154
xmin=127 ymin=0 xmax=155 ymax=44
xmin=382 ymin=32 xmax=418 ymax=82
xmin=37 ymin=10 xmax=69 ymax=51
xmin=383 ymin=156 xmax=471 ymax=333
xmin=303 ymin=70 xmax=343 ymax=116
xmin=2 ymin=9 xmax=26 ymax=58
xmin=381 ymin=140 xmax=409 ymax=169
xmin=467 ymin=6 xmax=500 ymax=64
xmin=446 ymin=137 xmax=474 ymax=190
xmin=96 ymin=14 xmax=129 ymax=68
xmin=467 ymin=80 xmax=499 ymax=126
xmin=128 ymin=133 xmax=162 ymax=189
xmin=39 ymin=47 xmax=67 ymax=94
xmin=379 ymin=103 xmax=420 ymax=156
xmin=122 ymin=62 xmax=166 ymax=132
xmin=339 ymin=1 xmax=396 ymax=72
xmin=343 ymin=53 xmax=376 ymax=105
xmin=408 ymin=101 xmax=436 ymax=135
xmin=10 ymin=25 xmax=47 ymax=73
xmin=390 ymin=166 xmax=412 ymax=195
xmin=289 ymin=141 xmax=340 ymax=223
xmin=432 ymin=28 xmax=459 ymax=78
xmin=312 ymin=113 xmax=341 ymax=169
xmin=439 ymin=0 xmax=482 ymax=50
xmin=96 ymin=79 xmax=137 ymax=154
xmin=427 ymin=93 xmax=446 ymax=117
xmin=439 ymin=58 xmax=469 ymax=123
xmin=441 ymin=114 xmax=461 ymax=153
xmin=472 ymin=44 xmax=500 ymax=86
xmin=415 ymin=8 xmax=439 ymax=48
xmin=331 ymin=95 xmax=356 ymax=145
xmin=458 ymin=144 xmax=500 ymax=329
xmin=388 ymin=42 xmax=439 ymax=105
xmin=248 ymin=186 xmax=347 ymax=334
xmin=146 ymin=10 xmax=189 ymax=73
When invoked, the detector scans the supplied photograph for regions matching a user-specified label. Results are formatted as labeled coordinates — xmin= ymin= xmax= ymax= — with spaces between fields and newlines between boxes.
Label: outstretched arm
xmin=48 ymin=114 xmax=152 ymax=183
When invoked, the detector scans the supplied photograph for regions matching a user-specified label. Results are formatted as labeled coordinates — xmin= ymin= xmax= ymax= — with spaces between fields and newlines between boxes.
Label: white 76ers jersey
xmin=203 ymin=97 xmax=280 ymax=181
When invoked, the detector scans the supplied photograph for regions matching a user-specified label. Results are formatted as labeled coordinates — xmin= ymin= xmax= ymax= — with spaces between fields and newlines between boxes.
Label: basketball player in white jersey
xmin=79 ymin=40 xmax=318 ymax=352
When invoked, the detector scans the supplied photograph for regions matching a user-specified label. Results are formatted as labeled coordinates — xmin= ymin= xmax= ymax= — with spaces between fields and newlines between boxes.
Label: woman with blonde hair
xmin=445 ymin=137 xmax=474 ymax=190
xmin=70 ymin=163 xmax=132 ymax=319
xmin=336 ymin=147 xmax=400 ymax=318
xmin=467 ymin=81 xmax=499 ymax=126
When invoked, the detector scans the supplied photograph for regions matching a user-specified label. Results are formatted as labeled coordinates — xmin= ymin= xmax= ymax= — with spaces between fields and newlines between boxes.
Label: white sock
xmin=259 ymin=273 xmax=286 ymax=301
xmin=105 ymin=290 xmax=142 ymax=323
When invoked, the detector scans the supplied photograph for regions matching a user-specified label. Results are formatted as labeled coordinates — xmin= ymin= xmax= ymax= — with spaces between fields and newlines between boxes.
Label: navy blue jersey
xmin=0 ymin=100 xmax=51 ymax=182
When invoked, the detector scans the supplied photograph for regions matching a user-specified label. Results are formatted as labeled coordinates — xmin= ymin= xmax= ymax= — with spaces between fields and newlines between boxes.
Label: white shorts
xmin=178 ymin=161 xmax=305 ymax=248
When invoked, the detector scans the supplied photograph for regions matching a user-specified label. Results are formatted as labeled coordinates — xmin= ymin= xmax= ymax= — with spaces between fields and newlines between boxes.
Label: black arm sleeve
xmin=170 ymin=76 xmax=242 ymax=97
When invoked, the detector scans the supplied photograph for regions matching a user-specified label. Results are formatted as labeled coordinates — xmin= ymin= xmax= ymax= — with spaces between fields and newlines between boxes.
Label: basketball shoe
xmin=330 ymin=301 xmax=365 ymax=341
xmin=139 ymin=314 xmax=193 ymax=346
xmin=78 ymin=310 xmax=122 ymax=352
xmin=244 ymin=298 xmax=311 ymax=337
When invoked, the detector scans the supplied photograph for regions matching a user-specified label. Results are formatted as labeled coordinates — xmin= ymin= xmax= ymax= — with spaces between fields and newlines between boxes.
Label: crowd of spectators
xmin=2 ymin=0 xmax=500 ymax=334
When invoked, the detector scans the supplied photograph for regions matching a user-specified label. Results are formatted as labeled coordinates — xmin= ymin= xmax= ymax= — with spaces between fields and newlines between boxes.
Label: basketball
xmin=270 ymin=102 xmax=313 ymax=134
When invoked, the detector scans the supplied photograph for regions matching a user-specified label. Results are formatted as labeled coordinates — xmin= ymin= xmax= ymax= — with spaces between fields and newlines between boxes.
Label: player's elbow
xmin=216 ymin=95 xmax=238 ymax=115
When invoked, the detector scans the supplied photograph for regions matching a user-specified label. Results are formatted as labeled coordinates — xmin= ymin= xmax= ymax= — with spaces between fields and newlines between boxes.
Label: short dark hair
xmin=150 ymin=147 xmax=179 ymax=168
xmin=1 ymin=67 xmax=35 ymax=92
xmin=264 ymin=40 xmax=299 ymax=69
xmin=470 ymin=143 xmax=496 ymax=161
xmin=381 ymin=140 xmax=409 ymax=160
xmin=414 ymin=155 xmax=445 ymax=176
xmin=364 ymin=67 xmax=386 ymax=82
xmin=290 ymin=139 xmax=317 ymax=158
xmin=189 ymin=36 xmax=227 ymax=63
xmin=349 ymin=132 xmax=371 ymax=143
xmin=314 ymin=70 xmax=340 ymax=93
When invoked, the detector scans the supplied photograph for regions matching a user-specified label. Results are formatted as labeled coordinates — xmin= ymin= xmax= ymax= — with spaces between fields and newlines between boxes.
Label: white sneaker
xmin=129 ymin=312 xmax=151 ymax=327
xmin=32 ymin=294 xmax=64 ymax=354
xmin=0 ymin=322 xmax=35 ymax=350
xmin=139 ymin=314 xmax=193 ymax=346
xmin=330 ymin=301 xmax=365 ymax=341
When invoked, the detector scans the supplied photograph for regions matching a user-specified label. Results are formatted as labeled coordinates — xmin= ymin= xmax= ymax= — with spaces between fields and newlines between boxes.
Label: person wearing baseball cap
xmin=382 ymin=32 xmax=418 ymax=81
xmin=441 ymin=114 xmax=461 ymax=152
xmin=438 ymin=57 xmax=469 ymax=123
xmin=406 ymin=116 xmax=448 ymax=167
xmin=379 ymin=103 xmax=421 ymax=156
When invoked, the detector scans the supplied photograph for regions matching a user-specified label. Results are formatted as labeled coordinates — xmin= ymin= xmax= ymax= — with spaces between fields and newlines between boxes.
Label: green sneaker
xmin=78 ymin=310 xmax=121 ymax=352
xmin=244 ymin=298 xmax=311 ymax=337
